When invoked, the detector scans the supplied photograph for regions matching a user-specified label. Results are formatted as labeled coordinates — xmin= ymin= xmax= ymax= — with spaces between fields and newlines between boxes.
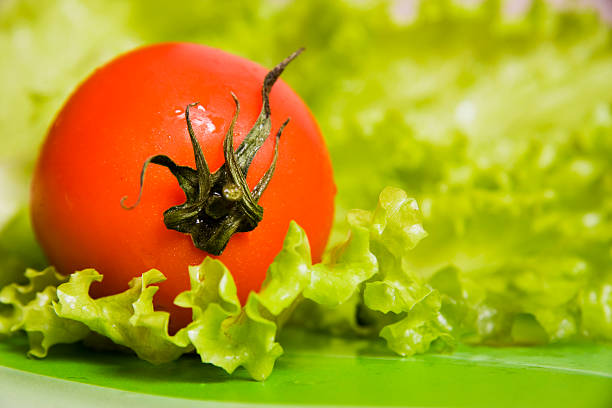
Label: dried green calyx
xmin=121 ymin=48 xmax=303 ymax=255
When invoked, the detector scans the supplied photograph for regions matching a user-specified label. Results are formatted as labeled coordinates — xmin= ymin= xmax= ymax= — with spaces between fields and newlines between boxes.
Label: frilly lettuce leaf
xmin=361 ymin=188 xmax=455 ymax=355
xmin=291 ymin=187 xmax=454 ymax=356
xmin=175 ymin=258 xmax=282 ymax=380
xmin=1 ymin=0 xmax=611 ymax=381
xmin=0 ymin=267 xmax=89 ymax=357
xmin=379 ymin=290 xmax=454 ymax=356
xmin=0 ymin=187 xmax=446 ymax=379
xmin=1 ymin=188 xmax=424 ymax=380
xmin=54 ymin=269 xmax=191 ymax=363
xmin=176 ymin=213 xmax=379 ymax=380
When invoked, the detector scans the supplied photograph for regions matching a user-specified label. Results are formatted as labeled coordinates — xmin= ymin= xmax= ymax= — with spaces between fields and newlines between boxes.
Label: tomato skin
xmin=30 ymin=43 xmax=336 ymax=329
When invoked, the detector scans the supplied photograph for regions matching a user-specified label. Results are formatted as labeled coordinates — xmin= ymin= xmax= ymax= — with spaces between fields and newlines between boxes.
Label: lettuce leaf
xmin=0 ymin=267 xmax=89 ymax=357
xmin=0 ymin=187 xmax=447 ymax=379
xmin=1 ymin=0 xmax=611 ymax=381
xmin=176 ymin=258 xmax=282 ymax=380
xmin=360 ymin=188 xmax=452 ymax=355
xmin=54 ymin=269 xmax=192 ymax=363
xmin=2 ymin=188 xmax=429 ymax=380
xmin=290 ymin=187 xmax=454 ymax=355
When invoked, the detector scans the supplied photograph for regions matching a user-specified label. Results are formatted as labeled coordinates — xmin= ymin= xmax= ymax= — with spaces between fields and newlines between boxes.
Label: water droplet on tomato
xmin=174 ymin=108 xmax=185 ymax=119
xmin=175 ymin=104 xmax=216 ymax=133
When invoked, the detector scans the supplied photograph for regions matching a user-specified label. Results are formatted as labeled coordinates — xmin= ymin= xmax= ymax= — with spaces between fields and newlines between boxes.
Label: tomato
xmin=30 ymin=43 xmax=336 ymax=330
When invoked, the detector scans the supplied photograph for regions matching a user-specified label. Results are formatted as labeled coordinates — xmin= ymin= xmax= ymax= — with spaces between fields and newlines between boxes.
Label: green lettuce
xmin=291 ymin=187 xmax=454 ymax=355
xmin=1 ymin=188 xmax=441 ymax=380
xmin=0 ymin=267 xmax=89 ymax=356
xmin=1 ymin=0 xmax=611 ymax=381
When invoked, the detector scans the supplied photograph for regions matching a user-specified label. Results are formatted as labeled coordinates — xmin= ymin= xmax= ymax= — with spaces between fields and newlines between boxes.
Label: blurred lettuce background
xmin=1 ymin=0 xmax=611 ymax=347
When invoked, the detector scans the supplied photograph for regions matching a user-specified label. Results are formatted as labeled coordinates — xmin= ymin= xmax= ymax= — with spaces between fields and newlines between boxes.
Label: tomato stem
xmin=121 ymin=48 xmax=304 ymax=255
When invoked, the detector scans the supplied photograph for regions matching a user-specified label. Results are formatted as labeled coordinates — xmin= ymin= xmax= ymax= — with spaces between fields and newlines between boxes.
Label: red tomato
xmin=30 ymin=43 xmax=336 ymax=330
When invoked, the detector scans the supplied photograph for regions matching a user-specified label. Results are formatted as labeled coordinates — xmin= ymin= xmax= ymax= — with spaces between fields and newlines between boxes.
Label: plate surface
xmin=1 ymin=329 xmax=611 ymax=408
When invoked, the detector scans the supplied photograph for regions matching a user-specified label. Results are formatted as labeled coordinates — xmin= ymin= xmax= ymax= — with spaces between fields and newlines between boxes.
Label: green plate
xmin=1 ymin=329 xmax=611 ymax=408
